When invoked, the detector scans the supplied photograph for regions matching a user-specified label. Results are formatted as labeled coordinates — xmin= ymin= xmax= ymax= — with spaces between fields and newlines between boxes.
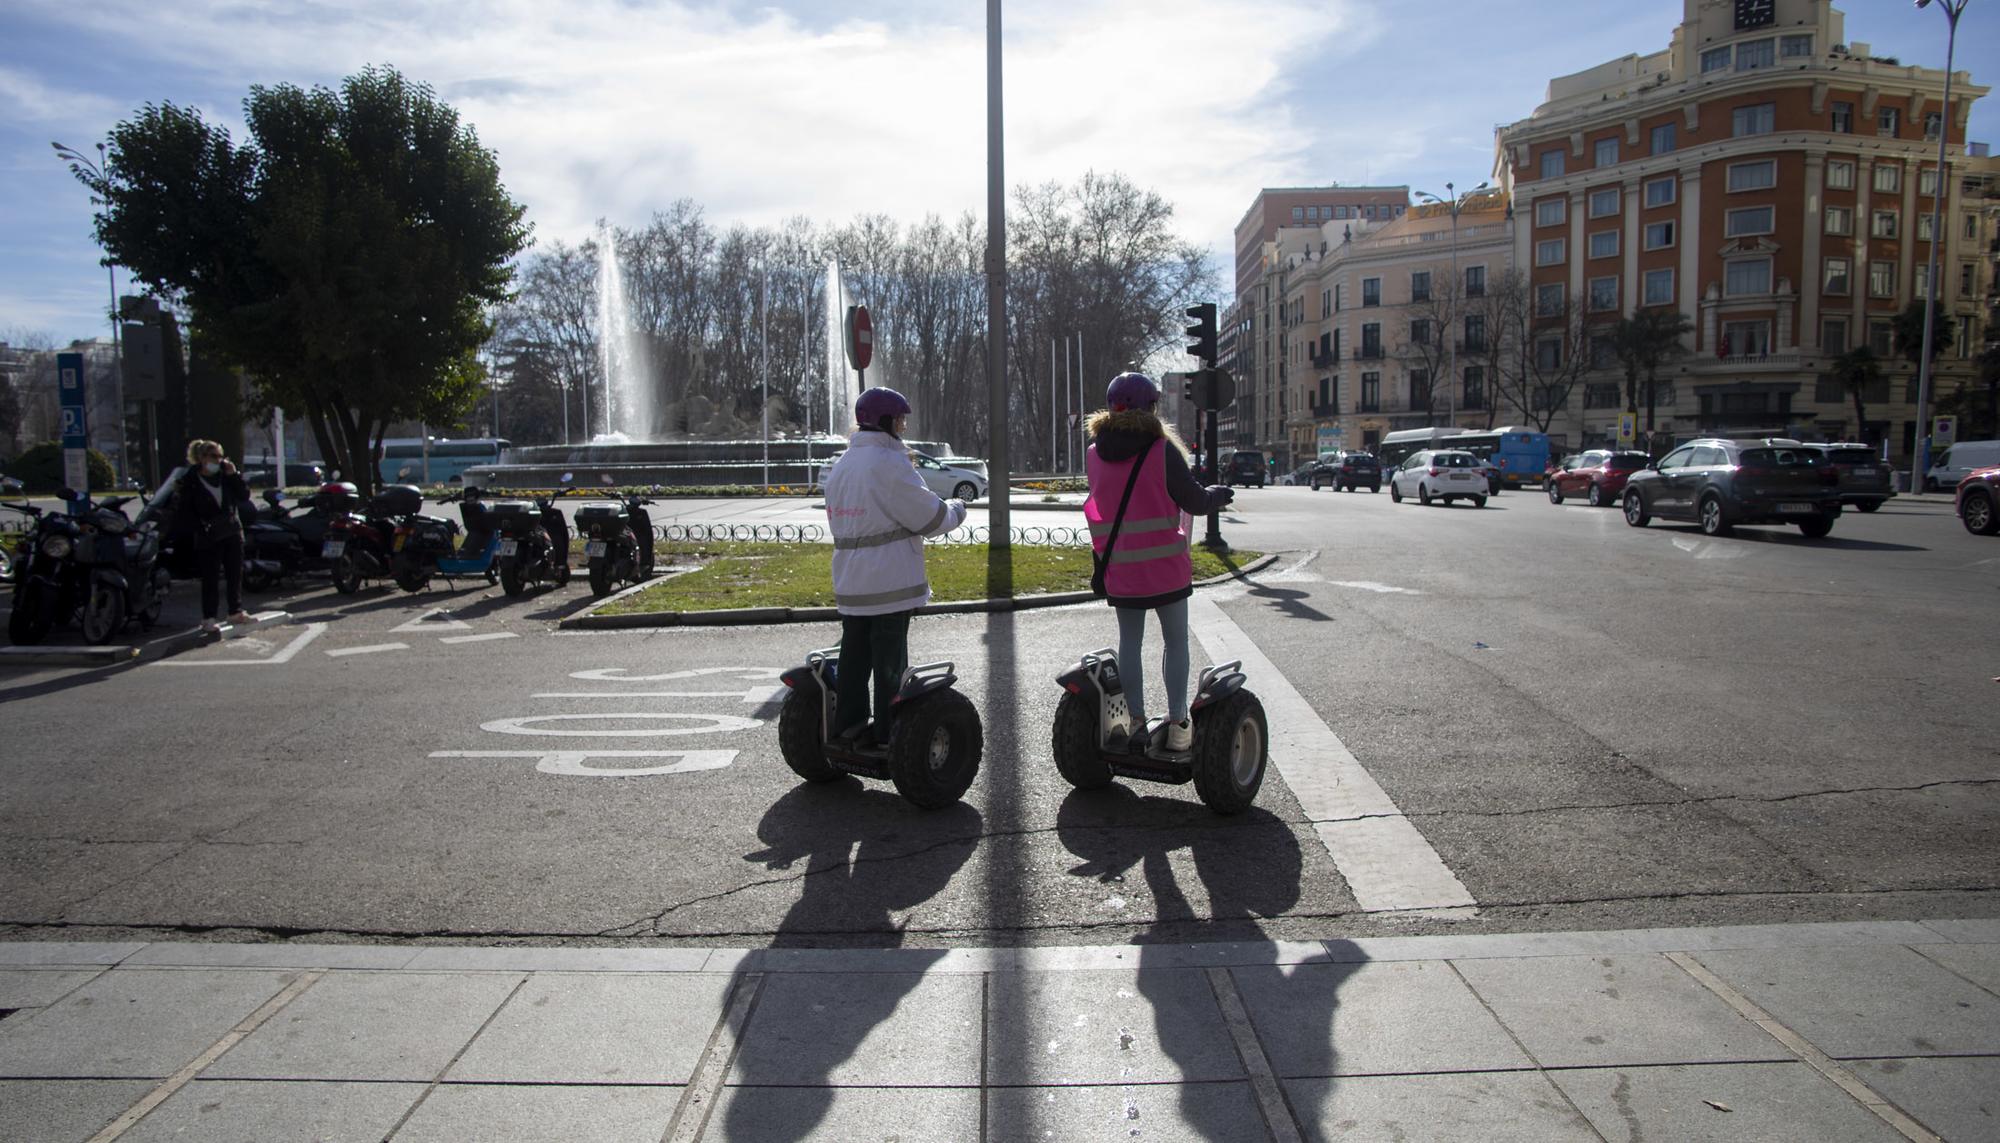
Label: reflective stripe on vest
xmin=1086 ymin=514 xmax=1178 ymax=539
xmin=835 ymin=582 xmax=929 ymax=609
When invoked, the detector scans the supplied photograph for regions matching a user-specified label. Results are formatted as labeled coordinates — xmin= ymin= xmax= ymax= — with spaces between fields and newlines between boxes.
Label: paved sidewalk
xmin=0 ymin=919 xmax=1995 ymax=1142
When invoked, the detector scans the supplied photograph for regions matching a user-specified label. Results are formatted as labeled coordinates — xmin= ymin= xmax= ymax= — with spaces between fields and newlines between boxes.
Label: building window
xmin=1871 ymin=210 xmax=1898 ymax=239
xmin=1644 ymin=220 xmax=1676 ymax=250
xmin=1464 ymin=265 xmax=1485 ymax=297
xmin=1924 ymin=111 xmax=1943 ymax=140
xmin=1825 ymin=206 xmax=1852 ymax=235
xmin=1594 ymin=137 xmax=1618 ymax=167
xmin=1590 ymin=336 xmax=1618 ymax=370
xmin=1915 ymin=264 xmax=1931 ymax=301
xmin=1291 ymin=207 xmax=1304 ymax=221
xmin=1409 ymin=370 xmax=1431 ymax=410
xmin=1321 ymin=289 xmax=1332 ymax=318
xmin=1962 ymin=262 xmax=1977 ymax=296
xmin=1728 ymin=160 xmax=1776 ymax=192
xmin=1831 ymin=102 xmax=1853 ymax=133
xmin=1536 ymin=238 xmax=1566 ymax=266
xmin=1735 ymin=38 xmax=1775 ymax=71
xmin=1463 ymin=366 xmax=1485 ymax=409
xmin=1643 ymin=176 xmax=1676 ymax=208
xmin=1827 ymin=160 xmax=1855 ymax=190
xmin=1732 ymin=102 xmax=1776 ymax=136
xmin=1643 ymin=268 xmax=1675 ymax=305
xmin=1588 ymin=188 xmax=1620 ymax=218
xmin=1585 ymin=382 xmax=1620 ymax=407
xmin=1820 ymin=317 xmax=1849 ymax=353
xmin=1724 ymin=258 xmax=1771 ymax=297
xmin=1701 ymin=46 xmax=1731 ymax=73
xmin=1869 ymin=261 xmax=1896 ymax=298
xmin=1588 ymin=230 xmax=1619 ymax=259
xmin=1652 ymin=122 xmax=1677 ymax=155
xmin=1411 ymin=271 xmax=1431 ymax=302
xmin=1917 ymin=213 xmax=1935 ymax=241
xmin=1873 ymin=164 xmax=1901 ymax=193
xmin=1781 ymin=34 xmax=1814 ymax=58
xmin=1360 ymin=372 xmax=1380 ymax=411
xmin=1536 ymin=282 xmax=1566 ymax=316
xmin=1878 ymin=107 xmax=1900 ymax=136
xmin=1540 ymin=149 xmax=1565 ymax=179
xmin=1725 ymin=206 xmax=1775 ymax=237
xmin=1535 ymin=197 xmax=1566 ymax=227
xmin=1536 ymin=338 xmax=1564 ymax=371
xmin=1410 ymin=319 xmax=1431 ymax=345
xmin=1868 ymin=320 xmax=1894 ymax=356
xmin=1362 ymin=278 xmax=1380 ymax=306
xmin=1919 ymin=167 xmax=1939 ymax=196
xmin=1722 ymin=320 xmax=1771 ymax=357
xmin=1589 ymin=276 xmax=1619 ymax=312
xmin=1823 ymin=257 xmax=1851 ymax=295
xmin=1361 ymin=323 xmax=1382 ymax=357
xmin=1967 ymin=213 xmax=1982 ymax=240
xmin=1463 ymin=314 xmax=1486 ymax=353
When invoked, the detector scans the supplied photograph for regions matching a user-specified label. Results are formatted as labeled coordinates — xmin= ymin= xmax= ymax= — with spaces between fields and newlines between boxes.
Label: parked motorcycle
xmin=323 ymin=482 xmax=405 ymax=595
xmin=3 ymin=498 xmax=87 ymax=644
xmin=575 ymin=492 xmax=656 ymax=598
xmin=243 ymin=488 xmax=339 ymax=585
xmin=494 ymin=490 xmax=573 ymax=597
xmin=432 ymin=486 xmax=506 ymax=588
xmin=74 ymin=489 xmax=172 ymax=643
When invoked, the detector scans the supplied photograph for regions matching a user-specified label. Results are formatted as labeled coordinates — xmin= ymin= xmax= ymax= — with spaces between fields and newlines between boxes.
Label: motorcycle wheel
xmin=82 ymin=584 xmax=126 ymax=645
xmin=244 ymin=564 xmax=277 ymax=593
xmin=139 ymin=573 xmax=169 ymax=629
xmin=8 ymin=582 xmax=52 ymax=644
xmin=500 ymin=559 xmax=526 ymax=597
xmin=332 ymin=554 xmax=364 ymax=595
xmin=553 ymin=554 xmax=571 ymax=586
xmin=587 ymin=559 xmax=612 ymax=598
xmin=395 ymin=568 xmax=429 ymax=593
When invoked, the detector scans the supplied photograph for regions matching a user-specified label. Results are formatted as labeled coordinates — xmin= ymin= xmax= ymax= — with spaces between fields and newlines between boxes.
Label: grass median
xmin=595 ymin=542 xmax=1263 ymax=616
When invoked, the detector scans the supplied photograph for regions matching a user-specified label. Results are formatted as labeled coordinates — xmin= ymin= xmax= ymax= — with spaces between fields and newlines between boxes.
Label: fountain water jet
xmin=596 ymin=220 xmax=652 ymax=440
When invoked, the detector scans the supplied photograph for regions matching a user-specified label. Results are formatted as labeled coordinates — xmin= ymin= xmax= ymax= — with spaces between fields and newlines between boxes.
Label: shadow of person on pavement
xmin=1244 ymin=581 xmax=1334 ymax=623
xmin=721 ymin=782 xmax=983 ymax=1142
xmin=1057 ymin=785 xmax=1360 ymax=1138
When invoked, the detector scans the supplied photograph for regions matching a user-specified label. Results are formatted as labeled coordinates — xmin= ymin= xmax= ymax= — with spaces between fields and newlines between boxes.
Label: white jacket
xmin=824 ymin=429 xmax=968 ymax=615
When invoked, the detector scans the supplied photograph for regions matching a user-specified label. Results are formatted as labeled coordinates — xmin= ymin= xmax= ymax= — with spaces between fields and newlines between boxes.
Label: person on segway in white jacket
xmin=823 ymin=387 xmax=969 ymax=743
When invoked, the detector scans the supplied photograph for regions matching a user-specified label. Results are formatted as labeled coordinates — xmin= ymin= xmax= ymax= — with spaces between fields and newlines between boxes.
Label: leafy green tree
xmin=1826 ymin=346 xmax=1885 ymax=442
xmin=1610 ymin=307 xmax=1693 ymax=442
xmin=1891 ymin=300 xmax=1955 ymax=374
xmin=79 ymin=66 xmax=530 ymax=493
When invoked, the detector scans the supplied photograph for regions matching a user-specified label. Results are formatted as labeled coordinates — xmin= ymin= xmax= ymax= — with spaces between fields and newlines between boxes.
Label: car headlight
xmin=42 ymin=534 xmax=73 ymax=559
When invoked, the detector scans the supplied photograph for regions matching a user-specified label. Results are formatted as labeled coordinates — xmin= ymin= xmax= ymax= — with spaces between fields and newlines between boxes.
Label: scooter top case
xmin=1051 ymin=647 xmax=1268 ymax=814
xmin=778 ymin=646 xmax=983 ymax=810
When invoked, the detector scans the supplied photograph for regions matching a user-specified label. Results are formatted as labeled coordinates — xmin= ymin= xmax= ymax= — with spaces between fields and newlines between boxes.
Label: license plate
xmin=497 ymin=540 xmax=518 ymax=557
xmin=1777 ymin=502 xmax=1814 ymax=513
xmin=392 ymin=535 xmax=407 ymax=551
xmin=323 ymin=540 xmax=346 ymax=558
xmin=1451 ymin=473 xmax=1472 ymax=481
xmin=1852 ymin=467 xmax=1877 ymax=476
xmin=584 ymin=541 xmax=608 ymax=557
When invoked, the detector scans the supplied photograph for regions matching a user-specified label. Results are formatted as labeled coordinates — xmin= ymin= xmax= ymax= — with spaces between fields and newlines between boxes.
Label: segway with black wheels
xmin=778 ymin=646 xmax=983 ymax=809
xmin=1051 ymin=648 xmax=1268 ymax=814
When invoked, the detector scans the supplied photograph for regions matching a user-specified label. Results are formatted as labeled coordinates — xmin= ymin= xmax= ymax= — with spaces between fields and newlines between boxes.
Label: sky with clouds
xmin=2 ymin=0 xmax=1994 ymax=343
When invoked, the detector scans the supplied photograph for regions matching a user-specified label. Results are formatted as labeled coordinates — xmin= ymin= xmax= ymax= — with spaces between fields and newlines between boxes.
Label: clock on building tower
xmin=1735 ymin=0 xmax=1775 ymax=29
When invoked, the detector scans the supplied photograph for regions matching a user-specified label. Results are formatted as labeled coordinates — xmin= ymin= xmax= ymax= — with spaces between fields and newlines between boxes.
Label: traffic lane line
xmin=325 ymin=642 xmax=409 ymax=657
xmin=155 ymin=622 xmax=328 ymax=667
xmin=440 ymin=632 xmax=520 ymax=644
xmin=1187 ymin=590 xmax=1476 ymax=915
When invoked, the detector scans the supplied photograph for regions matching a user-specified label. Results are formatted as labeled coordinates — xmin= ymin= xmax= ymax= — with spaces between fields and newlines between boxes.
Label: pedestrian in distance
xmin=1084 ymin=372 xmax=1234 ymax=752
xmin=173 ymin=439 xmax=253 ymax=631
xmin=823 ymin=387 xmax=969 ymax=744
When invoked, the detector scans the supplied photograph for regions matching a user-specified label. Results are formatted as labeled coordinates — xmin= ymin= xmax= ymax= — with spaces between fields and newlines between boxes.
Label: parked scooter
xmin=73 ymin=488 xmax=172 ymax=643
xmin=574 ymin=492 xmax=655 ymax=597
xmin=3 ymin=498 xmax=87 ymax=644
xmin=777 ymin=647 xmax=983 ymax=809
xmin=1051 ymin=648 xmax=1269 ymax=814
xmin=243 ymin=488 xmax=338 ymax=582
xmin=322 ymin=482 xmax=405 ymax=595
xmin=431 ymin=486 xmax=506 ymax=588
xmin=492 ymin=490 xmax=573 ymax=597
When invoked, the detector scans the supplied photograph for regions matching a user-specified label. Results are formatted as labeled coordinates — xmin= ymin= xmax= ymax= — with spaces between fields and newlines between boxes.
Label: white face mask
xmin=202 ymin=462 xmax=221 ymax=476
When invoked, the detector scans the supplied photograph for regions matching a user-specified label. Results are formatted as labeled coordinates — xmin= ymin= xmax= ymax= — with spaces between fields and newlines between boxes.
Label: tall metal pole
xmin=760 ymin=246 xmax=770 ymax=489
xmin=985 ymin=0 xmax=1010 ymax=547
xmin=1448 ymin=186 xmax=1460 ymax=424
xmin=1913 ymin=0 xmax=1964 ymax=495
xmin=1050 ymin=339 xmax=1058 ymax=472
xmin=1063 ymin=333 xmax=1073 ymax=474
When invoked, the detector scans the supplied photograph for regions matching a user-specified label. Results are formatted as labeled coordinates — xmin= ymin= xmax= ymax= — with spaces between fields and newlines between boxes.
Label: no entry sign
xmin=845 ymin=305 xmax=873 ymax=372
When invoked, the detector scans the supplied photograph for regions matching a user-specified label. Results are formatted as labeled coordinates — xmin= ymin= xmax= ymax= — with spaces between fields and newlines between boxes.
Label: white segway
xmin=1051 ymin=648 xmax=1269 ymax=814
xmin=777 ymin=647 xmax=983 ymax=809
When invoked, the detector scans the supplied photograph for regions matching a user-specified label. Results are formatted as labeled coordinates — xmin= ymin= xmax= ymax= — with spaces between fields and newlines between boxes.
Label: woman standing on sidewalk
xmin=1084 ymin=373 xmax=1233 ymax=752
xmin=172 ymin=439 xmax=253 ymax=631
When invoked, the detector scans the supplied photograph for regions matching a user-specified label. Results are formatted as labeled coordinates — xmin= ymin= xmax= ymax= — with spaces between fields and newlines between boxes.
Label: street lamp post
xmin=1413 ymin=181 xmax=1488 ymax=426
xmin=52 ymin=141 xmax=125 ymax=484
xmin=1913 ymin=0 xmax=1968 ymax=494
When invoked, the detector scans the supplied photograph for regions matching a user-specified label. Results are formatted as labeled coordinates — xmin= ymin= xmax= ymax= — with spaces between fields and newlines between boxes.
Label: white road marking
xmin=391 ymin=608 xmax=472 ymax=633
xmin=1324 ymin=580 xmax=1423 ymax=595
xmin=326 ymin=642 xmax=409 ymax=657
xmin=531 ymin=687 xmax=786 ymax=704
xmin=428 ymin=750 xmax=739 ymax=777
xmin=1187 ymin=592 xmax=1475 ymax=914
xmin=440 ymin=632 xmax=520 ymax=645
xmin=477 ymin=712 xmax=763 ymax=737
xmin=156 ymin=622 xmax=327 ymax=667
xmin=569 ymin=666 xmax=784 ymax=682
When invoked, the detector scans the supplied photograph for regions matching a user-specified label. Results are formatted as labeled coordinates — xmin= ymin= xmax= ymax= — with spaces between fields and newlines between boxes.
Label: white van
xmin=1928 ymin=440 xmax=2000 ymax=491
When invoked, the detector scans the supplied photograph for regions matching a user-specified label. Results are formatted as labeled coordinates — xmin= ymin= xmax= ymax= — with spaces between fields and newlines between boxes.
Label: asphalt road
xmin=1 ymin=487 xmax=1993 ymax=949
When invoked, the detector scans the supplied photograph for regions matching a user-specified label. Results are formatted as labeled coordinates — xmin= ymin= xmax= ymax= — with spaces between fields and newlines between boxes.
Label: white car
xmin=813 ymin=450 xmax=988 ymax=501
xmin=1928 ymin=440 xmax=2000 ymax=492
xmin=1388 ymin=449 xmax=1490 ymax=508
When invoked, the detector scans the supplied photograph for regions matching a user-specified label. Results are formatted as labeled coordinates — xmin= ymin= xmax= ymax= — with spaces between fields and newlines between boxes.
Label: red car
xmin=1547 ymin=450 xmax=1650 ymax=507
xmin=1958 ymin=466 xmax=2000 ymax=535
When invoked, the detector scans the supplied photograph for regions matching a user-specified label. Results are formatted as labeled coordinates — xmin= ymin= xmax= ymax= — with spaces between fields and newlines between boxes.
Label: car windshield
xmin=1826 ymin=448 xmax=1875 ymax=465
xmin=1433 ymin=453 xmax=1475 ymax=467
xmin=1606 ymin=455 xmax=1648 ymax=471
xmin=1740 ymin=448 xmax=1825 ymax=468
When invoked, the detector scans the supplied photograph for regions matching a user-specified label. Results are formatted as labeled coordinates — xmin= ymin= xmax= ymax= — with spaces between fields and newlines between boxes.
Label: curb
xmin=557 ymin=552 xmax=1279 ymax=630
xmin=0 ymin=645 xmax=140 ymax=668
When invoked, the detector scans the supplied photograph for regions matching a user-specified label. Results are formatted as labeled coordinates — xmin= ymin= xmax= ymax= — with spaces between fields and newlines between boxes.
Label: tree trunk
xmin=1852 ymin=390 xmax=1868 ymax=443
xmin=1644 ymin=368 xmax=1658 ymax=435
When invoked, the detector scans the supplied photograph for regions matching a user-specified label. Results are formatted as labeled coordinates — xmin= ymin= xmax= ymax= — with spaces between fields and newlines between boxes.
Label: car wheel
xmin=1309 ymin=478 xmax=1319 ymax=491
xmin=952 ymin=481 xmax=977 ymax=501
xmin=1472 ymin=495 xmax=1488 ymax=509
xmin=1963 ymin=490 xmax=1999 ymax=535
xmin=1623 ymin=490 xmax=1650 ymax=528
xmin=1698 ymin=494 xmax=1731 ymax=537
xmin=1418 ymin=483 xmax=1432 ymax=506
xmin=1390 ymin=482 xmax=1403 ymax=503
xmin=1547 ymin=482 xmax=1563 ymax=505
xmin=1369 ymin=482 xmax=1379 ymax=493
xmin=1797 ymin=517 xmax=1835 ymax=539
xmin=1855 ymin=500 xmax=1881 ymax=513
xmin=1587 ymin=484 xmax=1605 ymax=508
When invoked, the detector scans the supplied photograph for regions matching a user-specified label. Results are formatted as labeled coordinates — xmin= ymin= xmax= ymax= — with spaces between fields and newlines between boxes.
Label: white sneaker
xmin=1165 ymin=717 xmax=1193 ymax=752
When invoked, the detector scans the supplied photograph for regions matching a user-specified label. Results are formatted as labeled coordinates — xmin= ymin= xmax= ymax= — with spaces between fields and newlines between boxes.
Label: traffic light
xmin=1183 ymin=373 xmax=1196 ymax=403
xmin=1185 ymin=302 xmax=1218 ymax=365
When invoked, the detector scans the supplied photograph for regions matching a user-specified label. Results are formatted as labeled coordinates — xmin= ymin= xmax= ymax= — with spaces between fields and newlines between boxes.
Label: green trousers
xmin=835 ymin=611 xmax=912 ymax=739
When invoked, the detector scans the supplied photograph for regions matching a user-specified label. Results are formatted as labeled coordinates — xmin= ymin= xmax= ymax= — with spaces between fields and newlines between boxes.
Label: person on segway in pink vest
xmin=1084 ymin=372 xmax=1234 ymax=753
xmin=824 ymin=387 xmax=969 ymax=744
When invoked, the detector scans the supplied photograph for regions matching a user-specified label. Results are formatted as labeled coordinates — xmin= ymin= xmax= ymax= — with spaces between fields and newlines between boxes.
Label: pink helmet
xmin=1106 ymin=372 xmax=1159 ymax=411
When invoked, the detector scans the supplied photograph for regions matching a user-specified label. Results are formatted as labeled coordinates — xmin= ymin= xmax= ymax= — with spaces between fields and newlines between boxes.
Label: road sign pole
xmin=57 ymin=352 xmax=89 ymax=509
xmin=1201 ymin=370 xmax=1226 ymax=551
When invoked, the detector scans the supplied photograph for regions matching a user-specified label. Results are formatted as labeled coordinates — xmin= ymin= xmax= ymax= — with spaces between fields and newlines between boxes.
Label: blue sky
xmin=2 ymin=0 xmax=1994 ymax=343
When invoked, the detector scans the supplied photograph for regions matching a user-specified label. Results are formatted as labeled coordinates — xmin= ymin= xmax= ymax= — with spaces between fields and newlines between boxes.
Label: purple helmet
xmin=854 ymin=387 xmax=912 ymax=432
xmin=1106 ymin=372 xmax=1159 ymax=412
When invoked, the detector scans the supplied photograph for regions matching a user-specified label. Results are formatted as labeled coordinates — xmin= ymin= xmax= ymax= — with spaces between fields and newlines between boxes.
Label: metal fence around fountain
xmin=648 ymin=522 xmax=1091 ymax=547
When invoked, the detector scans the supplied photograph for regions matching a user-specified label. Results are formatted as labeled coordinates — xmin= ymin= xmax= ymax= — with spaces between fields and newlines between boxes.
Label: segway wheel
xmin=776 ymin=676 xmax=842 ymax=784
xmin=1050 ymin=690 xmax=1113 ymax=790
xmin=886 ymin=689 xmax=982 ymax=809
xmin=1192 ymin=690 xmax=1268 ymax=815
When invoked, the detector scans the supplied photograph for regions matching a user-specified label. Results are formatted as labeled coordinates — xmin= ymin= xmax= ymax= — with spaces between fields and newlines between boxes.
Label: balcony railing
xmin=1707 ymin=352 xmax=1803 ymax=369
xmin=1356 ymin=401 xmax=1382 ymax=413
xmin=1358 ymin=346 xmax=1384 ymax=360
xmin=1310 ymin=348 xmax=1341 ymax=368
xmin=1457 ymin=339 xmax=1488 ymax=354
xmin=1311 ymin=402 xmax=1340 ymax=418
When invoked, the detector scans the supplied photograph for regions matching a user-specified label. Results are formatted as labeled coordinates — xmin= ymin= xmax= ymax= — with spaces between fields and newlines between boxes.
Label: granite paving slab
xmin=122 ymin=1079 xmax=425 ymax=1143
xmin=1691 ymin=945 xmax=2000 ymax=1058
xmin=985 ymin=1081 xmax=1269 ymax=1142
xmin=446 ymin=972 xmax=732 ymax=1084
xmin=1909 ymin=942 xmax=2000 ymax=995
xmin=1286 ymin=1071 xmax=1601 ymax=1142
xmin=205 ymin=972 xmax=521 ymax=1082
xmin=0 ymin=969 xmax=103 ymax=1011
xmin=984 ymin=967 xmax=1242 ymax=1085
xmin=0 ymin=968 xmax=297 ymax=1079
xmin=727 ymin=971 xmax=981 ymax=1087
xmin=391 ymin=1084 xmax=681 ymax=1143
xmin=0 ymin=943 xmax=142 ymax=968
xmin=1847 ymin=1057 xmax=2000 ymax=1143
xmin=0 ymin=1079 xmax=152 ymax=1143
xmin=1232 ymin=960 xmax=1531 ymax=1078
xmin=700 ymin=1085 xmax=980 ymax=1142
xmin=1548 ymin=1062 xmax=1903 ymax=1142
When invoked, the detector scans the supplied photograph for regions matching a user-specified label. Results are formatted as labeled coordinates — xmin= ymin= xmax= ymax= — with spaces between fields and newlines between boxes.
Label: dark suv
xmin=1802 ymin=443 xmax=1894 ymax=513
xmin=1309 ymin=451 xmax=1380 ymax=493
xmin=1224 ymin=450 xmax=1266 ymax=488
xmin=1621 ymin=438 xmax=1842 ymax=538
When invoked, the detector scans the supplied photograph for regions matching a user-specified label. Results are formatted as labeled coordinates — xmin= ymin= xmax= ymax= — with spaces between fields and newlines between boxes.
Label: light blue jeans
xmin=1115 ymin=596 xmax=1191 ymax=725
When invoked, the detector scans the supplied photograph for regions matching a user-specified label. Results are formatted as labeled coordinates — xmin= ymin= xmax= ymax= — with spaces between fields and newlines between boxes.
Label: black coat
xmin=172 ymin=467 xmax=251 ymax=548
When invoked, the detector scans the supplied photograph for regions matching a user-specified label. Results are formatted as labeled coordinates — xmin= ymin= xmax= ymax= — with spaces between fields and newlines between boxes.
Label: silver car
xmin=814 ymin=450 xmax=988 ymax=501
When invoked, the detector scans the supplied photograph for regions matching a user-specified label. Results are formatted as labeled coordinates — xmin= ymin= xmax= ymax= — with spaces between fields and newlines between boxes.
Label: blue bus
xmin=379 ymin=438 xmax=511 ymax=486
xmin=1439 ymin=428 xmax=1550 ymax=488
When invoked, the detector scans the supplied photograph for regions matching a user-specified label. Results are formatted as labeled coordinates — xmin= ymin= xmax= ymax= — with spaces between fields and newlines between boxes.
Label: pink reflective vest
xmin=1085 ymin=439 xmax=1192 ymax=603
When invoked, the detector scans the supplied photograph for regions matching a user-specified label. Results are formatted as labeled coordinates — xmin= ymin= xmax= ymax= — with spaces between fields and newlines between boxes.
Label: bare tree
xmin=1489 ymin=273 xmax=1597 ymax=433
